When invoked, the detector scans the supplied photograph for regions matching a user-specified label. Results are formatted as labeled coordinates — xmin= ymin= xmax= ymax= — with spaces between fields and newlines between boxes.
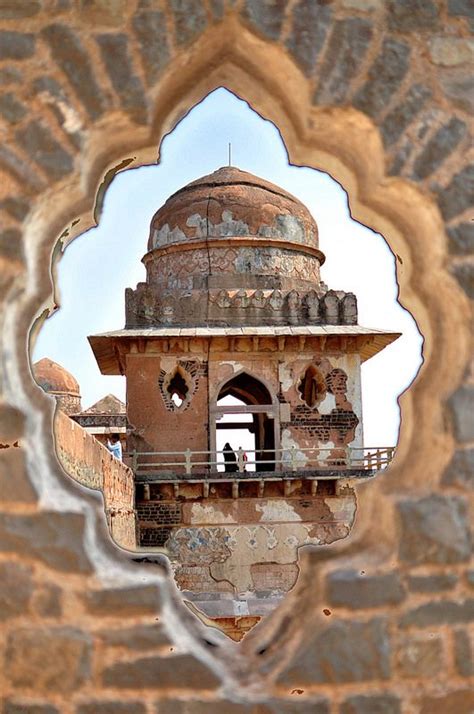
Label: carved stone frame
xmin=5 ymin=18 xmax=470 ymax=687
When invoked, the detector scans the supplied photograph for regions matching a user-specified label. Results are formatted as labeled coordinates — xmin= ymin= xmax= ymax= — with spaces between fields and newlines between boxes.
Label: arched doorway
xmin=212 ymin=372 xmax=278 ymax=473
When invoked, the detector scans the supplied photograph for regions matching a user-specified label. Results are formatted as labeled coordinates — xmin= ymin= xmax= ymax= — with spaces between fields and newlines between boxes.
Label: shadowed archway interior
xmin=217 ymin=372 xmax=276 ymax=472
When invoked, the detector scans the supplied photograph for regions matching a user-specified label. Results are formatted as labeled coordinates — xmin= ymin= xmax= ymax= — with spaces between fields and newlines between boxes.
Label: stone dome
xmin=34 ymin=358 xmax=82 ymax=415
xmin=33 ymin=358 xmax=80 ymax=396
xmin=123 ymin=167 xmax=357 ymax=329
xmin=146 ymin=166 xmax=324 ymax=260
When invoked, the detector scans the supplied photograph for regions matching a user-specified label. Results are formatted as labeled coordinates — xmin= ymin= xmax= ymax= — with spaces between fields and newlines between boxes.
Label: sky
xmin=32 ymin=88 xmax=423 ymax=448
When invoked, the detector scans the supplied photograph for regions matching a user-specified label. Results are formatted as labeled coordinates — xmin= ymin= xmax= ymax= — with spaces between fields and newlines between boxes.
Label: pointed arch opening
xmin=214 ymin=372 xmax=277 ymax=473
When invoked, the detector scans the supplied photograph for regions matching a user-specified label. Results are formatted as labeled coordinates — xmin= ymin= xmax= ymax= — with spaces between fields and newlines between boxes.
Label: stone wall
xmin=0 ymin=1 xmax=472 ymax=712
xmin=55 ymin=409 xmax=136 ymax=549
xmin=54 ymin=391 xmax=82 ymax=416
xmin=128 ymin=345 xmax=364 ymax=460
xmin=139 ymin=493 xmax=356 ymax=601
xmin=127 ymin=353 xmax=209 ymax=454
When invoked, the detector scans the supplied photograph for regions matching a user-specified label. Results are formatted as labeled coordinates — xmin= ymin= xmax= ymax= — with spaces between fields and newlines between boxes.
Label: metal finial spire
xmin=228 ymin=142 xmax=232 ymax=167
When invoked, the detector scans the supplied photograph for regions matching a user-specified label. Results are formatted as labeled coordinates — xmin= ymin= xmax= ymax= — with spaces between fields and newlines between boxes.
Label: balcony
xmin=130 ymin=446 xmax=395 ymax=495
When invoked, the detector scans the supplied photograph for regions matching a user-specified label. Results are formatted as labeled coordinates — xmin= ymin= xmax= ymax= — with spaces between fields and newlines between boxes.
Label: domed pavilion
xmin=33 ymin=357 xmax=82 ymax=415
xmin=89 ymin=166 xmax=400 ymax=635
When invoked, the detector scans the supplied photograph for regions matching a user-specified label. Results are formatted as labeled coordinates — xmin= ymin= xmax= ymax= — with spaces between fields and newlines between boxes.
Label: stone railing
xmin=131 ymin=446 xmax=394 ymax=479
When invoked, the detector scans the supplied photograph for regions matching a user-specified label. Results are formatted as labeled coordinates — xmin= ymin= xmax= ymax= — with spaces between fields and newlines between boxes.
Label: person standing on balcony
xmin=106 ymin=433 xmax=122 ymax=461
xmin=223 ymin=442 xmax=238 ymax=472
xmin=239 ymin=446 xmax=248 ymax=471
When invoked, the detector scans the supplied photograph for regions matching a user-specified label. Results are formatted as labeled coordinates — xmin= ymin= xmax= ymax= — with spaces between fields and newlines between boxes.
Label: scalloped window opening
xmin=298 ymin=365 xmax=326 ymax=408
xmin=31 ymin=88 xmax=423 ymax=639
xmin=167 ymin=370 xmax=188 ymax=408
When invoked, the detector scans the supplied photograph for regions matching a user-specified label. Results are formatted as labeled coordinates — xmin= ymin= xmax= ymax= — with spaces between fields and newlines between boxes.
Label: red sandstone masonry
xmin=55 ymin=409 xmax=136 ymax=549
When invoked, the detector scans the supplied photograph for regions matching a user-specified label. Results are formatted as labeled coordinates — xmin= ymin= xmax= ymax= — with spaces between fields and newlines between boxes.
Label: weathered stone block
xmin=455 ymin=629 xmax=473 ymax=677
xmin=0 ymin=512 xmax=93 ymax=572
xmin=412 ymin=118 xmax=467 ymax=180
xmin=448 ymin=0 xmax=473 ymax=17
xmin=169 ymin=0 xmax=208 ymax=46
xmin=5 ymin=627 xmax=91 ymax=693
xmin=286 ymin=1 xmax=332 ymax=76
xmin=153 ymin=702 xmax=253 ymax=714
xmin=209 ymin=0 xmax=225 ymax=20
xmin=0 ymin=92 xmax=27 ymax=124
xmin=83 ymin=584 xmax=161 ymax=615
xmin=154 ymin=700 xmax=329 ymax=714
xmin=313 ymin=17 xmax=372 ymax=104
xmin=96 ymin=33 xmax=148 ymax=124
xmin=451 ymin=263 xmax=474 ymax=300
xmin=32 ymin=583 xmax=62 ymax=617
xmin=399 ymin=599 xmax=474 ymax=628
xmin=41 ymin=24 xmax=106 ymax=120
xmin=419 ymin=690 xmax=474 ymax=714
xmin=0 ymin=1 xmax=41 ymax=18
xmin=102 ymin=654 xmax=220 ymax=689
xmin=277 ymin=618 xmax=391 ymax=684
xmin=78 ymin=0 xmax=129 ymax=25
xmin=0 ymin=66 xmax=23 ymax=85
xmin=383 ymin=84 xmax=430 ymax=145
xmin=442 ymin=448 xmax=474 ymax=488
xmin=448 ymin=386 xmax=474 ymax=442
xmin=32 ymin=76 xmax=68 ymax=104
xmin=0 ymin=143 xmax=45 ymax=191
xmin=255 ymin=700 xmax=329 ymax=714
xmin=243 ymin=0 xmax=287 ymax=41
xmin=380 ymin=84 xmax=432 ymax=146
xmin=406 ymin=573 xmax=457 ymax=592
xmin=0 ymin=31 xmax=35 ymax=60
xmin=76 ymin=703 xmax=146 ymax=714
xmin=354 ymin=38 xmax=410 ymax=118
xmin=132 ymin=9 xmax=169 ymax=85
xmin=0 ymin=227 xmax=24 ymax=263
xmin=15 ymin=121 xmax=74 ymax=182
xmin=396 ymin=635 xmax=443 ymax=677
xmin=4 ymin=703 xmax=59 ymax=714
xmin=340 ymin=694 xmax=401 ymax=714
xmin=0 ymin=195 xmax=29 ymax=220
xmin=84 ymin=585 xmax=161 ymax=617
xmin=387 ymin=139 xmax=410 ymax=174
xmin=447 ymin=223 xmax=474 ymax=256
xmin=440 ymin=68 xmax=474 ymax=113
xmin=98 ymin=623 xmax=171 ymax=649
xmin=0 ymin=561 xmax=33 ymax=620
xmin=387 ymin=0 xmax=440 ymax=30
xmin=429 ymin=38 xmax=473 ymax=66
xmin=435 ymin=164 xmax=474 ymax=220
xmin=327 ymin=570 xmax=405 ymax=608
xmin=342 ymin=0 xmax=382 ymax=9
xmin=398 ymin=495 xmax=471 ymax=564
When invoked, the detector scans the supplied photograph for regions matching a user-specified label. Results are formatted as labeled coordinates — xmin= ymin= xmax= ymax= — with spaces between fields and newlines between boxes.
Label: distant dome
xmin=147 ymin=166 xmax=323 ymax=259
xmin=33 ymin=358 xmax=80 ymax=396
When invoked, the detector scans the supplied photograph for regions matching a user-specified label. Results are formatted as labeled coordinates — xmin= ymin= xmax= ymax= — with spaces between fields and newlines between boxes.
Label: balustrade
xmin=129 ymin=446 xmax=395 ymax=480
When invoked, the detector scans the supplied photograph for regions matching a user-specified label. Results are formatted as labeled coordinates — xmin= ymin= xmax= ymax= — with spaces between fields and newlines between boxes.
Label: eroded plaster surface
xmin=167 ymin=492 xmax=356 ymax=598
